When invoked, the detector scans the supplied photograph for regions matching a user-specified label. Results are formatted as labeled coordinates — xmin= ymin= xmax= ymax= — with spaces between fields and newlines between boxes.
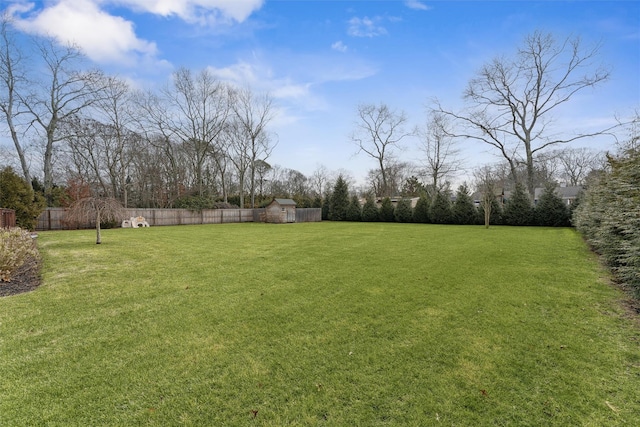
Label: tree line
xmin=323 ymin=175 xmax=573 ymax=228
xmin=1 ymin=19 xmax=626 ymax=215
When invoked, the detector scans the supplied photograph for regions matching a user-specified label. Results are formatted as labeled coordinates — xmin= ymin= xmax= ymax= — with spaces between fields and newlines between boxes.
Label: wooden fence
xmin=36 ymin=207 xmax=322 ymax=230
xmin=1 ymin=208 xmax=16 ymax=228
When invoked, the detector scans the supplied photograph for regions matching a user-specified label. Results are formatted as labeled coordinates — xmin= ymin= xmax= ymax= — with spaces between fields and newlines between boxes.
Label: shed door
xmin=287 ymin=208 xmax=296 ymax=223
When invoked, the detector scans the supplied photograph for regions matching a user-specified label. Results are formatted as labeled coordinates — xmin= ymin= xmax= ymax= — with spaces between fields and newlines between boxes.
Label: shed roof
xmin=272 ymin=198 xmax=297 ymax=206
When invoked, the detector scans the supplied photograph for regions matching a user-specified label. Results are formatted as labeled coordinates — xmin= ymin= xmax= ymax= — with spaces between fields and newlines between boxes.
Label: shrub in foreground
xmin=0 ymin=228 xmax=39 ymax=282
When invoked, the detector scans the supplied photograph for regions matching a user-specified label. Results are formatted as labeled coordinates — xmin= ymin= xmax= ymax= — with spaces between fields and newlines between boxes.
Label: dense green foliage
xmin=328 ymin=175 xmax=349 ymax=221
xmin=430 ymin=191 xmax=453 ymax=224
xmin=1 ymin=224 xmax=638 ymax=425
xmin=394 ymin=198 xmax=413 ymax=223
xmin=378 ymin=197 xmax=395 ymax=222
xmin=503 ymin=183 xmax=534 ymax=226
xmin=361 ymin=194 xmax=379 ymax=222
xmin=412 ymin=195 xmax=430 ymax=223
xmin=173 ymin=194 xmax=217 ymax=211
xmin=453 ymin=185 xmax=478 ymax=225
xmin=345 ymin=195 xmax=362 ymax=221
xmin=536 ymin=184 xmax=571 ymax=227
xmin=0 ymin=167 xmax=46 ymax=230
xmin=574 ymin=147 xmax=640 ymax=295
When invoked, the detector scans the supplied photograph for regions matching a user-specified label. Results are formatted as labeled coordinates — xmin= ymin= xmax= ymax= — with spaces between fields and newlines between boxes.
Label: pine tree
xmin=430 ymin=191 xmax=453 ymax=224
xmin=535 ymin=184 xmax=570 ymax=226
xmin=346 ymin=195 xmax=362 ymax=221
xmin=503 ymin=183 xmax=533 ymax=226
xmin=328 ymin=175 xmax=349 ymax=221
xmin=379 ymin=197 xmax=395 ymax=222
xmin=452 ymin=184 xmax=477 ymax=225
xmin=413 ymin=194 xmax=431 ymax=223
xmin=0 ymin=167 xmax=46 ymax=230
xmin=395 ymin=198 xmax=413 ymax=223
xmin=321 ymin=193 xmax=330 ymax=220
xmin=361 ymin=194 xmax=379 ymax=222
xmin=574 ymin=146 xmax=640 ymax=295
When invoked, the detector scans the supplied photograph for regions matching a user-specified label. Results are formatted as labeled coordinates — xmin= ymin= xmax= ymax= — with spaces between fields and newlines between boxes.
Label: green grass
xmin=1 ymin=223 xmax=638 ymax=426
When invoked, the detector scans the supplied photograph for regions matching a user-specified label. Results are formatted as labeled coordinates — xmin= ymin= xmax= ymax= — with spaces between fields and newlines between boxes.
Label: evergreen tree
xmin=346 ymin=195 xmax=362 ymax=221
xmin=321 ymin=193 xmax=330 ymax=220
xmin=361 ymin=194 xmax=379 ymax=222
xmin=535 ymin=184 xmax=571 ymax=226
xmin=452 ymin=184 xmax=477 ymax=225
xmin=413 ymin=194 xmax=431 ymax=223
xmin=312 ymin=195 xmax=323 ymax=208
xmin=503 ymin=183 xmax=534 ymax=226
xmin=430 ymin=191 xmax=453 ymax=224
xmin=328 ymin=175 xmax=349 ymax=221
xmin=574 ymin=146 xmax=640 ymax=295
xmin=379 ymin=197 xmax=395 ymax=222
xmin=0 ymin=167 xmax=46 ymax=230
xmin=394 ymin=198 xmax=413 ymax=223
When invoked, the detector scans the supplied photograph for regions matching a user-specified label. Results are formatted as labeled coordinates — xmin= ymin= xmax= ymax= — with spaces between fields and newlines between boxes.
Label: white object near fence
xmin=122 ymin=216 xmax=150 ymax=228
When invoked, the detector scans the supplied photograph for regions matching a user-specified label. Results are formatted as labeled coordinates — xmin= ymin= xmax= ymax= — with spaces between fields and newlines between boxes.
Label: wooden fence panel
xmin=36 ymin=207 xmax=289 ymax=230
xmin=296 ymin=208 xmax=322 ymax=223
xmin=1 ymin=209 xmax=16 ymax=228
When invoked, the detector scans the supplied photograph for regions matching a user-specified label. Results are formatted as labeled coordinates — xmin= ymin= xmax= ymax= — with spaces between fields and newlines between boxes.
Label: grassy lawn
xmin=1 ymin=222 xmax=638 ymax=426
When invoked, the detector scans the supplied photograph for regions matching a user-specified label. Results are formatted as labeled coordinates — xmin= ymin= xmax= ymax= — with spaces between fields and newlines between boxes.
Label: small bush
xmin=0 ymin=228 xmax=39 ymax=282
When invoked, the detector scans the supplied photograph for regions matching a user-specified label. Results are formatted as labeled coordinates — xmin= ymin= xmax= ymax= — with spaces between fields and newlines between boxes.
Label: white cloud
xmin=347 ymin=16 xmax=388 ymax=38
xmin=331 ymin=41 xmax=348 ymax=53
xmin=114 ymin=0 xmax=265 ymax=25
xmin=404 ymin=0 xmax=431 ymax=11
xmin=9 ymin=0 xmax=159 ymax=66
xmin=207 ymin=60 xmax=312 ymax=102
xmin=6 ymin=0 xmax=266 ymax=67
xmin=206 ymin=51 xmax=377 ymax=116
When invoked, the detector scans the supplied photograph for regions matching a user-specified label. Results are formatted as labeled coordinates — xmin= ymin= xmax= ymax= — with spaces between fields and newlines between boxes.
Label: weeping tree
xmin=66 ymin=197 xmax=126 ymax=244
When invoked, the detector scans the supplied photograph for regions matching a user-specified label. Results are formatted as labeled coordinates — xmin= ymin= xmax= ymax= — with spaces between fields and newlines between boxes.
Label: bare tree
xmin=66 ymin=197 xmax=125 ymax=244
xmin=366 ymin=159 xmax=413 ymax=197
xmin=254 ymin=159 xmax=271 ymax=201
xmin=309 ymin=164 xmax=330 ymax=198
xmin=23 ymin=38 xmax=105 ymax=204
xmin=350 ymin=103 xmax=410 ymax=197
xmin=162 ymin=68 xmax=230 ymax=196
xmin=229 ymin=86 xmax=275 ymax=207
xmin=133 ymin=89 xmax=189 ymax=206
xmin=417 ymin=109 xmax=462 ymax=197
xmin=437 ymin=31 xmax=614 ymax=199
xmin=0 ymin=13 xmax=30 ymax=188
xmin=223 ymin=118 xmax=251 ymax=207
xmin=90 ymin=75 xmax=137 ymax=206
xmin=553 ymin=147 xmax=602 ymax=186
xmin=474 ymin=165 xmax=500 ymax=229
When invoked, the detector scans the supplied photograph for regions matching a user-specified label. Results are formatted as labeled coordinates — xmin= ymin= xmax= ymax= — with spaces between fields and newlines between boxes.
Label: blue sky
xmin=3 ymin=0 xmax=639 ymax=186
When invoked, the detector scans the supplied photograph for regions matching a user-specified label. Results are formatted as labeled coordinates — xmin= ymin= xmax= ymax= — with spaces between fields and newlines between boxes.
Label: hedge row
xmin=326 ymin=183 xmax=572 ymax=227
xmin=573 ymin=147 xmax=640 ymax=296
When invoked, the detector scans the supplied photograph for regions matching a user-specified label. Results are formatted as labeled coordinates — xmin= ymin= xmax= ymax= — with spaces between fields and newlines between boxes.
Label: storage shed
xmin=262 ymin=198 xmax=297 ymax=223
